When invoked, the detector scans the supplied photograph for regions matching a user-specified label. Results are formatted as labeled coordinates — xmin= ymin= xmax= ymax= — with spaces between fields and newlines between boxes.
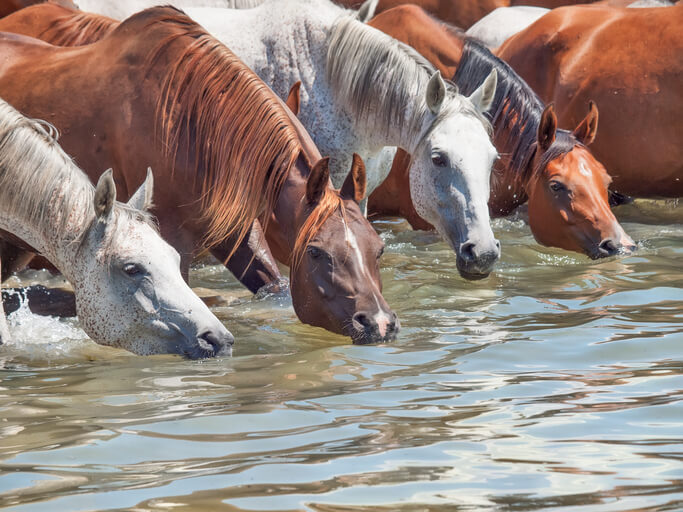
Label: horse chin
xmin=457 ymin=267 xmax=491 ymax=281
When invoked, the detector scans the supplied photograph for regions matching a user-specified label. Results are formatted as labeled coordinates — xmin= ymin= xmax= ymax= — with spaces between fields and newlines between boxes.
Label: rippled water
xmin=1 ymin=200 xmax=681 ymax=511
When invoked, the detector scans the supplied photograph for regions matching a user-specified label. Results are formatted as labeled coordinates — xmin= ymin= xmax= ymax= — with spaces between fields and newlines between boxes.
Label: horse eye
xmin=549 ymin=181 xmax=566 ymax=193
xmin=308 ymin=246 xmax=324 ymax=259
xmin=122 ymin=263 xmax=144 ymax=277
xmin=431 ymin=152 xmax=448 ymax=167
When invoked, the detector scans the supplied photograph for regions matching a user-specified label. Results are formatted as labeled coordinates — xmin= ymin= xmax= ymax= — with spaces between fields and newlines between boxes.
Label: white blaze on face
xmin=579 ymin=160 xmax=592 ymax=177
xmin=343 ymin=219 xmax=391 ymax=338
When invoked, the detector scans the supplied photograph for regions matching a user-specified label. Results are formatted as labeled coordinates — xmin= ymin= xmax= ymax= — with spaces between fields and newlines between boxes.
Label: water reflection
xmin=0 ymin=200 xmax=681 ymax=511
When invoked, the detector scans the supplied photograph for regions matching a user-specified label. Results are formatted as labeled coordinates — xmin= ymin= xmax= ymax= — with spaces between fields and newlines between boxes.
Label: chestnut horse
xmin=498 ymin=2 xmax=683 ymax=198
xmin=0 ymin=7 xmax=398 ymax=343
xmin=0 ymin=0 xmax=76 ymax=18
xmin=368 ymin=6 xmax=635 ymax=258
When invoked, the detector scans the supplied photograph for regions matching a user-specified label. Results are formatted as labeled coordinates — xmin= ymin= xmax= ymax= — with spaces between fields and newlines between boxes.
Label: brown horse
xmin=498 ymin=3 xmax=683 ymax=198
xmin=0 ymin=0 xmax=75 ymax=18
xmin=0 ymin=6 xmax=398 ymax=343
xmin=368 ymin=5 xmax=635 ymax=258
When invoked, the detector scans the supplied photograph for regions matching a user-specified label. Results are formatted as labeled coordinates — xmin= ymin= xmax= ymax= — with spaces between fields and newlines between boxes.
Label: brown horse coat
xmin=498 ymin=3 xmax=683 ymax=198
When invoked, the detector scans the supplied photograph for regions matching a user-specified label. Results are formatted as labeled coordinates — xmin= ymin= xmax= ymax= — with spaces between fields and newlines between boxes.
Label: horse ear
xmin=306 ymin=157 xmax=330 ymax=205
xmin=340 ymin=153 xmax=367 ymax=203
xmin=573 ymin=100 xmax=599 ymax=146
xmin=285 ymin=81 xmax=301 ymax=116
xmin=468 ymin=68 xmax=497 ymax=113
xmin=426 ymin=70 xmax=446 ymax=114
xmin=127 ymin=167 xmax=154 ymax=212
xmin=356 ymin=0 xmax=379 ymax=22
xmin=538 ymin=104 xmax=557 ymax=151
xmin=94 ymin=169 xmax=116 ymax=220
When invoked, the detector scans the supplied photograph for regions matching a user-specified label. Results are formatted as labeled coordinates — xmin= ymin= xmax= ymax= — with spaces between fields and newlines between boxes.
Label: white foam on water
xmin=2 ymin=289 xmax=110 ymax=364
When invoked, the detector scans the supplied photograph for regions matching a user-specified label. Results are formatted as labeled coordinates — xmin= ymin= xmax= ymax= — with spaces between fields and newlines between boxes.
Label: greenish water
xmin=1 ymin=200 xmax=682 ymax=511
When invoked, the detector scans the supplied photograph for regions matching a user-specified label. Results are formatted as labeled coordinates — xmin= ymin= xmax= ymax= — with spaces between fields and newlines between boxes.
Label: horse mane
xmin=0 ymin=98 xmax=154 ymax=256
xmin=453 ymin=38 xmax=578 ymax=182
xmin=40 ymin=10 xmax=117 ymax=46
xmin=327 ymin=15 xmax=487 ymax=148
xmin=128 ymin=7 xmax=303 ymax=253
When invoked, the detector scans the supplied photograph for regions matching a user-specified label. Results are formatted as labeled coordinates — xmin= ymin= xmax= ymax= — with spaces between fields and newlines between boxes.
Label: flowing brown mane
xmin=40 ymin=10 xmax=117 ymax=46
xmin=129 ymin=7 xmax=303 ymax=255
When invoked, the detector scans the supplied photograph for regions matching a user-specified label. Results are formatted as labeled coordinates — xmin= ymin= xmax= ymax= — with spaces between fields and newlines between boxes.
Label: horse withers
xmin=0 ymin=98 xmax=233 ymax=358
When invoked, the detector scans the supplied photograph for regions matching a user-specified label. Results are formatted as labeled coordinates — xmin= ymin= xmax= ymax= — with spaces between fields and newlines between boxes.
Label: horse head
xmin=526 ymin=103 xmax=636 ymax=258
xmin=289 ymin=155 xmax=398 ymax=344
xmin=409 ymin=69 xmax=501 ymax=279
xmin=75 ymin=169 xmax=234 ymax=358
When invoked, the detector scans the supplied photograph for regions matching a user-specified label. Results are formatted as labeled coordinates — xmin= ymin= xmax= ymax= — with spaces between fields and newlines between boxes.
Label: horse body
xmin=0 ymin=97 xmax=233 ymax=357
xmin=0 ymin=7 xmax=397 ymax=343
xmin=368 ymin=6 xmax=634 ymax=258
xmin=184 ymin=0 xmax=501 ymax=278
xmin=498 ymin=3 xmax=683 ymax=198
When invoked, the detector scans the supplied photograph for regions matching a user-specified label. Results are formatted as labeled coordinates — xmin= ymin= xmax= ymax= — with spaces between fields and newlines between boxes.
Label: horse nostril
xmin=198 ymin=330 xmax=234 ymax=355
xmin=460 ymin=241 xmax=477 ymax=262
xmin=598 ymin=238 xmax=618 ymax=256
xmin=495 ymin=239 xmax=501 ymax=253
xmin=352 ymin=312 xmax=375 ymax=330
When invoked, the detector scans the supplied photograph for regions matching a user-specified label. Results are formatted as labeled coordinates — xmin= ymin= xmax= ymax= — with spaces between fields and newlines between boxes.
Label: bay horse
xmin=498 ymin=2 xmax=683 ymax=198
xmin=0 ymin=97 xmax=233 ymax=357
xmin=182 ymin=0 xmax=502 ymax=279
xmin=367 ymin=6 xmax=635 ymax=258
xmin=0 ymin=7 xmax=398 ymax=343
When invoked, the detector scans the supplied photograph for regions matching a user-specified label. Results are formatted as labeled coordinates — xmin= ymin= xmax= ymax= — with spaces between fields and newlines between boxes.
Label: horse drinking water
xmin=0 ymin=97 xmax=233 ymax=358
xmin=0 ymin=6 xmax=397 ymax=343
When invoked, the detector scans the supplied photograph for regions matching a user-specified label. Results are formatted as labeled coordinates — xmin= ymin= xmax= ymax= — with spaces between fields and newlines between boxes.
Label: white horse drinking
xmin=0 ymin=98 xmax=233 ymax=358
xmin=175 ymin=0 xmax=500 ymax=278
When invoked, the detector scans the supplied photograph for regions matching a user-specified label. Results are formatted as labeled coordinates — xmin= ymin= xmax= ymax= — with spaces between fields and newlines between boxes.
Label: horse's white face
xmin=410 ymin=70 xmax=501 ymax=279
xmin=73 ymin=170 xmax=234 ymax=358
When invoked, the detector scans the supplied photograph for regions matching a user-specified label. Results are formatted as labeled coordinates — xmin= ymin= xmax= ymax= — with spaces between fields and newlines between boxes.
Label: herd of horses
xmin=0 ymin=0 xmax=679 ymax=358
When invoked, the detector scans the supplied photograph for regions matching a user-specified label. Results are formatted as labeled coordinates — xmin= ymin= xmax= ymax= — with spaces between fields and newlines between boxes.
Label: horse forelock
xmin=290 ymin=188 xmax=346 ymax=273
xmin=133 ymin=8 xmax=302 ymax=257
xmin=41 ymin=10 xmax=117 ymax=46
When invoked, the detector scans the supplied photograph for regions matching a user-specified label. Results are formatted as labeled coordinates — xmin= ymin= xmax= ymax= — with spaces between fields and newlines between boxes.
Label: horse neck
xmin=0 ymin=158 xmax=93 ymax=282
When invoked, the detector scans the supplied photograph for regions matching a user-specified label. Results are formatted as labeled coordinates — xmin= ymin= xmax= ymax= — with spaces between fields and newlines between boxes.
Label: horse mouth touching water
xmin=0 ymin=5 xmax=398 ymax=345
xmin=0 ymin=100 xmax=233 ymax=358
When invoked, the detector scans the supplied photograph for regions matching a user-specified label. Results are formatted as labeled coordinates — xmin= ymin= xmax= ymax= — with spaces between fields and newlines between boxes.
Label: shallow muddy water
xmin=1 ymin=200 xmax=681 ymax=511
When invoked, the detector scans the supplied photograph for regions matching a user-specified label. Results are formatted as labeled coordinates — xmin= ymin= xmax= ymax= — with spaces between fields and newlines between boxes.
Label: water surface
xmin=1 ymin=200 xmax=681 ymax=511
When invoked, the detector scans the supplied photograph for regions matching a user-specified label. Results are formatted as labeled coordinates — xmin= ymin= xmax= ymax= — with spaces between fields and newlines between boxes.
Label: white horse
xmin=172 ymin=0 xmax=499 ymax=279
xmin=0 ymin=98 xmax=233 ymax=358
xmin=73 ymin=0 xmax=264 ymax=20
xmin=466 ymin=6 xmax=549 ymax=50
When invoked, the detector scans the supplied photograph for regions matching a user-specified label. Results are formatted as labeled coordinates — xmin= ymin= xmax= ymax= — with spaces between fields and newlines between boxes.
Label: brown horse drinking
xmin=368 ymin=6 xmax=635 ymax=258
xmin=497 ymin=2 xmax=683 ymax=198
xmin=0 ymin=6 xmax=398 ymax=343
